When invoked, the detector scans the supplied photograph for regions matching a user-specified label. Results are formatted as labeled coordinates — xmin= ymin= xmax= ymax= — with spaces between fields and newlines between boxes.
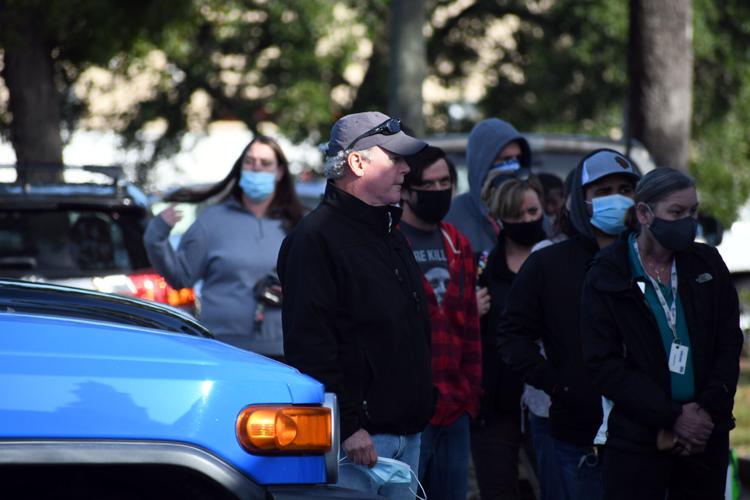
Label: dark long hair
xmin=164 ymin=135 xmax=305 ymax=231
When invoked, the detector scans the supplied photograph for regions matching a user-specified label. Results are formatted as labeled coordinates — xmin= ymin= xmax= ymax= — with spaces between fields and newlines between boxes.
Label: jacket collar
xmin=587 ymin=231 xmax=637 ymax=293
xmin=590 ymin=231 xmax=709 ymax=293
xmin=323 ymin=181 xmax=402 ymax=236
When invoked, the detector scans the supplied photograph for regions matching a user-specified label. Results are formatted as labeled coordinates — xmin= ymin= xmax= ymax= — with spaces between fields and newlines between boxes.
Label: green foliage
xmin=116 ymin=0 xmax=359 ymax=169
xmin=427 ymin=0 xmax=630 ymax=134
xmin=2 ymin=0 xmax=750 ymax=222
xmin=690 ymin=85 xmax=750 ymax=226
xmin=690 ymin=0 xmax=750 ymax=225
xmin=426 ymin=0 xmax=750 ymax=224
xmin=0 ymin=0 xmax=187 ymax=141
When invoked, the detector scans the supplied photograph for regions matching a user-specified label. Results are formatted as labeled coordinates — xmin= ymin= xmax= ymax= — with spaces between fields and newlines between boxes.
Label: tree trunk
xmin=627 ymin=0 xmax=693 ymax=172
xmin=2 ymin=18 xmax=63 ymax=182
xmin=388 ymin=0 xmax=426 ymax=136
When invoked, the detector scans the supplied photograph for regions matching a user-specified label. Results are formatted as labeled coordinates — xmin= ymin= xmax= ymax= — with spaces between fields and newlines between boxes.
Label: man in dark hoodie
xmin=444 ymin=118 xmax=532 ymax=498
xmin=497 ymin=149 xmax=641 ymax=500
xmin=444 ymin=118 xmax=532 ymax=257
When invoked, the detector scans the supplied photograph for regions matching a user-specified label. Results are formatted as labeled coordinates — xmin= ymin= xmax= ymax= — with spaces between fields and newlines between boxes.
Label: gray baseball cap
xmin=580 ymin=149 xmax=640 ymax=186
xmin=325 ymin=111 xmax=427 ymax=157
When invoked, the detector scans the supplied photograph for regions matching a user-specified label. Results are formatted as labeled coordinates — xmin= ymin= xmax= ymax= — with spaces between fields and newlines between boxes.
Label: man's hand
xmin=342 ymin=428 xmax=378 ymax=467
xmin=672 ymin=402 xmax=713 ymax=454
xmin=476 ymin=287 xmax=491 ymax=317
xmin=158 ymin=204 xmax=183 ymax=228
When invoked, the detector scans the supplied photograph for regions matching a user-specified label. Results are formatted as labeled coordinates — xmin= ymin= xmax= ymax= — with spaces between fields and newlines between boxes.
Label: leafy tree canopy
xmin=0 ymin=0 xmax=186 ymax=141
xmin=1 ymin=0 xmax=749 ymax=223
xmin=424 ymin=0 xmax=750 ymax=225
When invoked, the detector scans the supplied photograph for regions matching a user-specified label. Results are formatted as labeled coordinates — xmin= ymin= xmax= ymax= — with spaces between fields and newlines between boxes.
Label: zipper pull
xmin=362 ymin=400 xmax=371 ymax=419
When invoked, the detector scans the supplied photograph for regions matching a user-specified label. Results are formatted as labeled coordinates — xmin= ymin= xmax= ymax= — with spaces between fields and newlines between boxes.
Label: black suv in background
xmin=0 ymin=165 xmax=194 ymax=311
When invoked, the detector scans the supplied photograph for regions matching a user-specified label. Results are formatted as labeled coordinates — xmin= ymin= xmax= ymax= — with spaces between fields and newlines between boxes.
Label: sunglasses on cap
xmin=346 ymin=117 xmax=402 ymax=151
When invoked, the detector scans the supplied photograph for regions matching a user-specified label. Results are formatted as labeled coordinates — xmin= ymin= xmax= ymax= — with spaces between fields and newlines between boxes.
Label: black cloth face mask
xmin=406 ymin=188 xmax=452 ymax=224
xmin=649 ymin=215 xmax=698 ymax=252
xmin=501 ymin=217 xmax=546 ymax=247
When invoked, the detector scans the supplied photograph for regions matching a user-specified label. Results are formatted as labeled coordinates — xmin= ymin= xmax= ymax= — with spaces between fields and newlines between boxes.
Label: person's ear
xmin=635 ymin=202 xmax=652 ymax=226
xmin=347 ymin=151 xmax=367 ymax=178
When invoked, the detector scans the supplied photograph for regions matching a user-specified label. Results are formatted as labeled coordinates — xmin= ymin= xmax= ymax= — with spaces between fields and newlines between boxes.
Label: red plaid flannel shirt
xmin=418 ymin=222 xmax=482 ymax=426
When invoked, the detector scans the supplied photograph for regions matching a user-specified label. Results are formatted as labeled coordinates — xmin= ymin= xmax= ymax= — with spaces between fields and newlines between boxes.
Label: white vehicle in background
xmin=426 ymin=132 xmax=658 ymax=194
xmin=717 ymin=202 xmax=750 ymax=333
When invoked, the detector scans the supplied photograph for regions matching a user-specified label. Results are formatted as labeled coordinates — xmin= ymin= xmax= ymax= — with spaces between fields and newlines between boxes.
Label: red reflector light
xmin=127 ymin=273 xmax=195 ymax=308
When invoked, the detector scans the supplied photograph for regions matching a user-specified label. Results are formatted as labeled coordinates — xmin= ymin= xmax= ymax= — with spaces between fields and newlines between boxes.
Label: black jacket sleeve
xmin=580 ymin=274 xmax=682 ymax=429
xmin=695 ymin=248 xmax=743 ymax=425
xmin=497 ymin=253 xmax=559 ymax=394
xmin=278 ymin=230 xmax=360 ymax=441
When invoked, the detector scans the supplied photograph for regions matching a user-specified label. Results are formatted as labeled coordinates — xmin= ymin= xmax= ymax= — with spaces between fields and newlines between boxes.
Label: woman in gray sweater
xmin=144 ymin=136 xmax=304 ymax=359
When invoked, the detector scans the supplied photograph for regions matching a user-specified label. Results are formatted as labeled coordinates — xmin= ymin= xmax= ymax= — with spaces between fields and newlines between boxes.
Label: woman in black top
xmin=471 ymin=175 xmax=546 ymax=499
xmin=580 ymin=168 xmax=742 ymax=499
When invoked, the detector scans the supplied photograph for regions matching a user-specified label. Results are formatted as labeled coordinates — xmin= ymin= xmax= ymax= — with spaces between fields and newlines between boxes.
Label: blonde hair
xmin=482 ymin=175 xmax=544 ymax=220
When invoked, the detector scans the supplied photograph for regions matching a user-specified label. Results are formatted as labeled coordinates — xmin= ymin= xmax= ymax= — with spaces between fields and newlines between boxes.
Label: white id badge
xmin=668 ymin=343 xmax=689 ymax=375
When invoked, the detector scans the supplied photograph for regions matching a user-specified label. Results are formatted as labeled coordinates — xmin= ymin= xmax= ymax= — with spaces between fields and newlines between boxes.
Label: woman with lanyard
xmin=580 ymin=167 xmax=742 ymax=499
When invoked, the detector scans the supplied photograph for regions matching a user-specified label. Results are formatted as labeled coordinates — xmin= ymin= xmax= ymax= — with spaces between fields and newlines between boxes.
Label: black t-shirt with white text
xmin=400 ymin=222 xmax=450 ymax=306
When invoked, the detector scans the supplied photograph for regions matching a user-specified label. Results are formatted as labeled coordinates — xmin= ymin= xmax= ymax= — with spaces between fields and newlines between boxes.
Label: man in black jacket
xmin=497 ymin=149 xmax=640 ymax=500
xmin=278 ymin=112 xmax=433 ymax=498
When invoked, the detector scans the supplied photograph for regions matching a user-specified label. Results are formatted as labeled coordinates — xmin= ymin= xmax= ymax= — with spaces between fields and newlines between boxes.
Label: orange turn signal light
xmin=236 ymin=405 xmax=332 ymax=454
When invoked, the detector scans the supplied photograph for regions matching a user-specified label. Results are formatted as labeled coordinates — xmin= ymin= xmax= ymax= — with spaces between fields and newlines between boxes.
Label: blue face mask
xmin=589 ymin=194 xmax=634 ymax=235
xmin=490 ymin=158 xmax=521 ymax=174
xmin=366 ymin=457 xmax=412 ymax=485
xmin=239 ymin=170 xmax=276 ymax=202
xmin=339 ymin=456 xmax=426 ymax=499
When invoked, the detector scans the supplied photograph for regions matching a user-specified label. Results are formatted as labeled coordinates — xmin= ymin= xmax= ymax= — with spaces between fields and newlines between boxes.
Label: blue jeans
xmin=337 ymin=432 xmax=421 ymax=500
xmin=418 ymin=413 xmax=470 ymax=500
xmin=552 ymin=437 xmax=602 ymax=500
xmin=529 ymin=414 xmax=568 ymax=500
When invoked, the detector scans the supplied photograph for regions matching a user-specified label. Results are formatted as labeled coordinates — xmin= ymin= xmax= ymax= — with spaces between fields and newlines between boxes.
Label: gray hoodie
xmin=143 ymin=198 xmax=286 ymax=356
xmin=444 ymin=118 xmax=531 ymax=255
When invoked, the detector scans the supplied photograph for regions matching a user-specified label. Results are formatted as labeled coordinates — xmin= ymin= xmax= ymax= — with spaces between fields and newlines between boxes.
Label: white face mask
xmin=339 ymin=456 xmax=426 ymax=499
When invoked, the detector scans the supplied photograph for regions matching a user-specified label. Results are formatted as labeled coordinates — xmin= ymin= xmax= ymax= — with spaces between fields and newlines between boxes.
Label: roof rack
xmin=0 ymin=163 xmax=129 ymax=191
xmin=0 ymin=164 xmax=149 ymax=208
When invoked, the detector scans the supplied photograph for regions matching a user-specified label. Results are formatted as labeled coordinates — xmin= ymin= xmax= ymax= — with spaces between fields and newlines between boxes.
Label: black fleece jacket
xmin=277 ymin=183 xmax=434 ymax=442
xmin=580 ymin=233 xmax=742 ymax=452
xmin=497 ymin=233 xmax=603 ymax=446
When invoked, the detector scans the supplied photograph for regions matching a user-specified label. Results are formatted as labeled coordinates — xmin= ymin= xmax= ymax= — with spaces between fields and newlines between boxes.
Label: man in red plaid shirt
xmin=399 ymin=145 xmax=482 ymax=500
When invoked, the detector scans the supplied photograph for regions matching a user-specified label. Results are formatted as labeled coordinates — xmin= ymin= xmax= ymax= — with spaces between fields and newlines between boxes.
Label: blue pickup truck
xmin=0 ymin=279 xmax=375 ymax=499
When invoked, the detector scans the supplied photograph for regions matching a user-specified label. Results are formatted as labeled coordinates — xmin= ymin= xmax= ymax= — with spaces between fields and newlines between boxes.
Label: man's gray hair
xmin=323 ymin=147 xmax=373 ymax=180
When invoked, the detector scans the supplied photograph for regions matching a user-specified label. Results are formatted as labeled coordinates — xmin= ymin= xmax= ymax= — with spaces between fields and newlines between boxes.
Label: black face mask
xmin=501 ymin=217 xmax=546 ymax=247
xmin=406 ymin=188 xmax=452 ymax=224
xmin=649 ymin=216 xmax=698 ymax=252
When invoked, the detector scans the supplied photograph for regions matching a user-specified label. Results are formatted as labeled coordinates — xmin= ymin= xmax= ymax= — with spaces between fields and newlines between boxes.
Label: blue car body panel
xmin=0 ymin=312 xmax=327 ymax=484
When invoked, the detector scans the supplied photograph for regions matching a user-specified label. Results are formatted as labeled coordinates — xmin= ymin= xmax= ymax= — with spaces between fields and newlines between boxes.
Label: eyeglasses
xmin=345 ymin=118 xmax=401 ymax=151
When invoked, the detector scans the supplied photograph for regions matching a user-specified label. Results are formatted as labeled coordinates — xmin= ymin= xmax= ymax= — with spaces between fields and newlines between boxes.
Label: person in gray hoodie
xmin=143 ymin=136 xmax=305 ymax=359
xmin=444 ymin=118 xmax=532 ymax=257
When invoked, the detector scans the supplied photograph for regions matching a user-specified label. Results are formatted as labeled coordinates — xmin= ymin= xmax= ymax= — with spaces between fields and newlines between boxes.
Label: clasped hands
xmin=662 ymin=402 xmax=714 ymax=456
